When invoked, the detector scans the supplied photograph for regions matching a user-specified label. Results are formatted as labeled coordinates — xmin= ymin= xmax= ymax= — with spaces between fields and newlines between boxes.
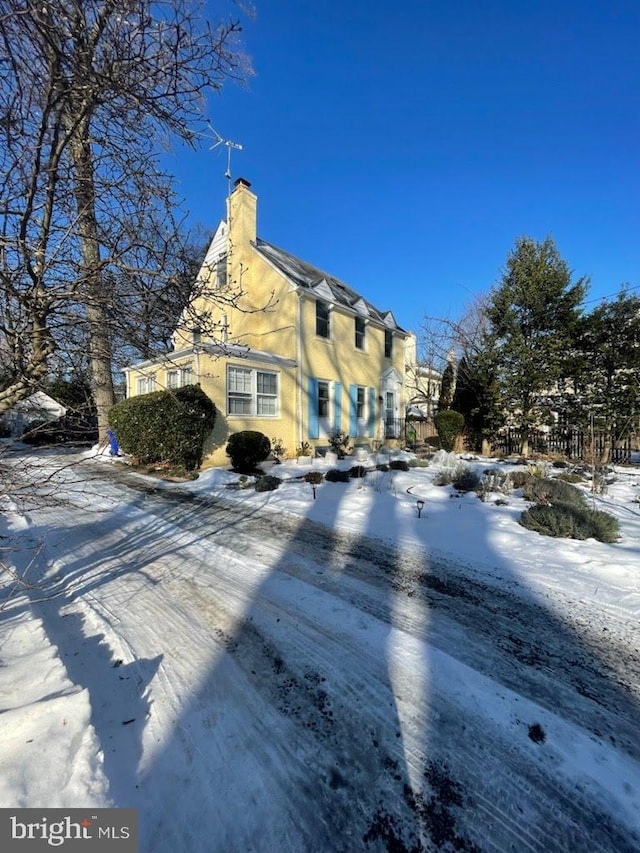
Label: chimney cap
xmin=233 ymin=176 xmax=251 ymax=189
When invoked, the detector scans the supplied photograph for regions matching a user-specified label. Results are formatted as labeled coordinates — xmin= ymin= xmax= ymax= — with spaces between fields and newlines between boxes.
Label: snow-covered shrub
xmin=325 ymin=468 xmax=350 ymax=483
xmin=108 ymin=385 xmax=216 ymax=470
xmin=522 ymin=477 xmax=585 ymax=508
xmin=519 ymin=503 xmax=619 ymax=543
xmin=430 ymin=449 xmax=459 ymax=468
xmin=254 ymin=475 xmax=281 ymax=492
xmin=226 ymin=430 xmax=271 ymax=473
xmin=434 ymin=409 xmax=464 ymax=452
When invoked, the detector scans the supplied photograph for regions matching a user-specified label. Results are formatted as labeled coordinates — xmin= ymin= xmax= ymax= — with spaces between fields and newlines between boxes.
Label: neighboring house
xmin=1 ymin=391 xmax=67 ymax=437
xmin=124 ymin=178 xmax=413 ymax=466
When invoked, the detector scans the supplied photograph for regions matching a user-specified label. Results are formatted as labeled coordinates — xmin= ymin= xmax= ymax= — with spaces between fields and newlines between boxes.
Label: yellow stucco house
xmin=124 ymin=178 xmax=414 ymax=466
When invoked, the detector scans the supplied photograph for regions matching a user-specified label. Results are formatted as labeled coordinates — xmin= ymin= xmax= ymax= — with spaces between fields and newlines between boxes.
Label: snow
xmin=1 ymin=444 xmax=639 ymax=851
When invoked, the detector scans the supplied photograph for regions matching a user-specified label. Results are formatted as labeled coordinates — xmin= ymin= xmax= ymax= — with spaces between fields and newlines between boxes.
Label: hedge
xmin=108 ymin=384 xmax=216 ymax=470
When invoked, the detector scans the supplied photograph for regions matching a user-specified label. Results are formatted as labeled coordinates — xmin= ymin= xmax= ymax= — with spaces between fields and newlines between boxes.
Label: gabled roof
xmin=253 ymin=238 xmax=406 ymax=333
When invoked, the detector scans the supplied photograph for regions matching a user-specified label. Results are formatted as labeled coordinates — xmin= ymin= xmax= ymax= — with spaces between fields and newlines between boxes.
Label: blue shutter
xmin=308 ymin=377 xmax=319 ymax=439
xmin=349 ymin=385 xmax=358 ymax=438
xmin=333 ymin=382 xmax=342 ymax=433
xmin=368 ymin=387 xmax=376 ymax=437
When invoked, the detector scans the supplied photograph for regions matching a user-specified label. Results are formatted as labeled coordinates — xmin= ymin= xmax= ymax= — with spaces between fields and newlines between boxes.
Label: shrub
xmin=325 ymin=468 xmax=350 ymax=483
xmin=552 ymin=460 xmax=569 ymax=468
xmin=509 ymin=471 xmax=531 ymax=489
xmin=19 ymin=415 xmax=98 ymax=446
xmin=434 ymin=470 xmax=454 ymax=487
xmin=329 ymin=430 xmax=351 ymax=458
xmin=522 ymin=477 xmax=586 ymax=508
xmin=519 ymin=502 xmax=620 ymax=543
xmin=407 ymin=458 xmax=430 ymax=468
xmin=349 ymin=465 xmax=367 ymax=478
xmin=255 ymin=475 xmax=281 ymax=492
xmin=453 ymin=465 xmax=481 ymax=492
xmin=270 ymin=437 xmax=287 ymax=463
xmin=226 ymin=430 xmax=271 ymax=473
xmin=108 ymin=385 xmax=215 ymax=470
xmin=389 ymin=459 xmax=410 ymax=471
xmin=433 ymin=409 xmax=464 ymax=452
xmin=555 ymin=472 xmax=584 ymax=484
xmin=304 ymin=471 xmax=324 ymax=484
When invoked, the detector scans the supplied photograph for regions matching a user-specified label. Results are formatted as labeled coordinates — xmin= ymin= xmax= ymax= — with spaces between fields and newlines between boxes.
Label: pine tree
xmin=486 ymin=236 xmax=587 ymax=455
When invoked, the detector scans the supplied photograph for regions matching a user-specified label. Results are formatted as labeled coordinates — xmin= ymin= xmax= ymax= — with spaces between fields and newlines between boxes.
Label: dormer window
xmin=316 ymin=300 xmax=330 ymax=339
xmin=384 ymin=329 xmax=393 ymax=358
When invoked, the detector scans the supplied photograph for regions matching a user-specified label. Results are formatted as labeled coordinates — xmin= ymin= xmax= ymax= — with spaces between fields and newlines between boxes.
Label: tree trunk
xmin=69 ymin=128 xmax=116 ymax=442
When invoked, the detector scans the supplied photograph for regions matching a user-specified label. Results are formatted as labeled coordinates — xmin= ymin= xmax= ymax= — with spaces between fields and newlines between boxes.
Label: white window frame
xmin=215 ymin=254 xmax=228 ymax=290
xmin=355 ymin=316 xmax=366 ymax=350
xmin=356 ymin=386 xmax=366 ymax=421
xmin=136 ymin=374 xmax=156 ymax=395
xmin=227 ymin=365 xmax=279 ymax=417
xmin=316 ymin=300 xmax=331 ymax=339
xmin=166 ymin=365 xmax=193 ymax=390
xmin=384 ymin=329 xmax=393 ymax=358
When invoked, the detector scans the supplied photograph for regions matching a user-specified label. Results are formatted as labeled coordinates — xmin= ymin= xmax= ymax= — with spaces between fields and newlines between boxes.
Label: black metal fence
xmin=493 ymin=428 xmax=633 ymax=463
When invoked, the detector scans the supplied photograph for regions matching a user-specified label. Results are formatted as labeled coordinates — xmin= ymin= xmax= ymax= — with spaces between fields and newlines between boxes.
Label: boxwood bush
xmin=226 ymin=430 xmax=271 ymax=473
xmin=108 ymin=385 xmax=215 ymax=470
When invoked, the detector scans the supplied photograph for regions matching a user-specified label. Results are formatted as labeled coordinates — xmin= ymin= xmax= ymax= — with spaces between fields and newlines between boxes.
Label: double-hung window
xmin=317 ymin=380 xmax=330 ymax=418
xmin=356 ymin=386 xmax=365 ymax=420
xmin=136 ymin=374 xmax=156 ymax=395
xmin=316 ymin=300 xmax=330 ymax=339
xmin=166 ymin=365 xmax=193 ymax=389
xmin=228 ymin=366 xmax=279 ymax=417
xmin=355 ymin=317 xmax=366 ymax=350
xmin=215 ymin=255 xmax=228 ymax=289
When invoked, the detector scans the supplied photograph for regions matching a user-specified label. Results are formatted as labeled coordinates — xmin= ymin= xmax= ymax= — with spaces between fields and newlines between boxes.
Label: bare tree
xmin=0 ymin=0 xmax=250 ymax=439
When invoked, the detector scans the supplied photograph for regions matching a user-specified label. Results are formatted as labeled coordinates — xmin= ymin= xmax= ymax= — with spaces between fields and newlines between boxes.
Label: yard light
xmin=416 ymin=499 xmax=425 ymax=518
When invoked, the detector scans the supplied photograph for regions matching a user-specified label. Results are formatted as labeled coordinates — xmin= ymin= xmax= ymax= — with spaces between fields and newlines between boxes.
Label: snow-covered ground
xmin=1 ymin=445 xmax=639 ymax=851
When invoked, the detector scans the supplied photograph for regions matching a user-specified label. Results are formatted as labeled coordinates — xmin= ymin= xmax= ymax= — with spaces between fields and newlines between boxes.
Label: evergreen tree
xmin=486 ymin=236 xmax=587 ymax=455
xmin=438 ymin=362 xmax=455 ymax=411
xmin=568 ymin=288 xmax=640 ymax=461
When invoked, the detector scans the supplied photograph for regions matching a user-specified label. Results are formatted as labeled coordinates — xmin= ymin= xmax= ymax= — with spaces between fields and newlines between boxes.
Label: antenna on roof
xmin=191 ymin=123 xmax=244 ymax=195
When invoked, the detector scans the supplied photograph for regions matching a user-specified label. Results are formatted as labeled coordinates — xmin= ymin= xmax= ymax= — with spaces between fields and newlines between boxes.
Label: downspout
xmin=193 ymin=345 xmax=201 ymax=385
xmin=296 ymin=293 xmax=304 ymax=449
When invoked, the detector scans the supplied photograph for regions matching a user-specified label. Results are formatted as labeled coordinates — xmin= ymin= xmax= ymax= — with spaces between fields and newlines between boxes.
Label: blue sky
xmin=165 ymin=0 xmax=640 ymax=335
